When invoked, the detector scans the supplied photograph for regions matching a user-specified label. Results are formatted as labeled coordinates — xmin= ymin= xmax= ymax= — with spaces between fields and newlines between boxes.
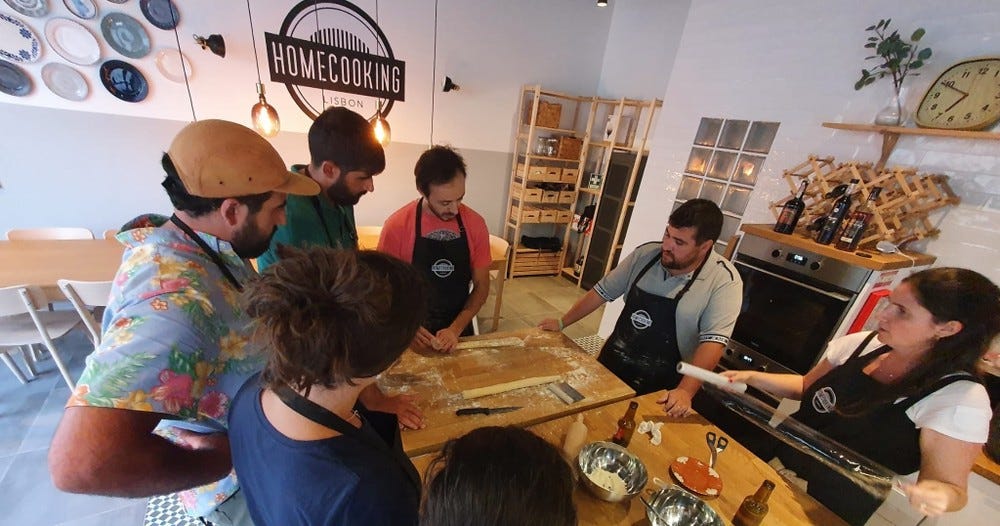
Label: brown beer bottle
xmin=611 ymin=401 xmax=638 ymax=447
xmin=733 ymin=480 xmax=776 ymax=526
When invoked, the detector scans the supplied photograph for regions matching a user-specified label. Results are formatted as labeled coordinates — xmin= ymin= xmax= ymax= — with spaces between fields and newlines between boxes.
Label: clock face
xmin=915 ymin=58 xmax=1000 ymax=131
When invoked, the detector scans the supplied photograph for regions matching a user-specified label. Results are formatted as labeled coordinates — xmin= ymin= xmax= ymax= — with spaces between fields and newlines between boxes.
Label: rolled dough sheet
xmin=454 ymin=337 xmax=525 ymax=350
xmin=461 ymin=375 xmax=561 ymax=399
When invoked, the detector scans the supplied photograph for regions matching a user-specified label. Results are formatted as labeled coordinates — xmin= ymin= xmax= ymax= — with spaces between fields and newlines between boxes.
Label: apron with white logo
xmin=781 ymin=331 xmax=979 ymax=524
xmin=598 ymin=253 xmax=705 ymax=395
xmin=412 ymin=199 xmax=473 ymax=335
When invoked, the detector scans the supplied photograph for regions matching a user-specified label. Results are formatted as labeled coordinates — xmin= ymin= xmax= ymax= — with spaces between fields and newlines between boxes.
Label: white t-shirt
xmin=820 ymin=331 xmax=992 ymax=444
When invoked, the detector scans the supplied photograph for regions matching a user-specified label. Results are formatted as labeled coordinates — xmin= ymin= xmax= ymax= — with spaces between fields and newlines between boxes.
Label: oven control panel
xmin=737 ymin=234 xmax=871 ymax=293
xmin=721 ymin=340 xmax=797 ymax=375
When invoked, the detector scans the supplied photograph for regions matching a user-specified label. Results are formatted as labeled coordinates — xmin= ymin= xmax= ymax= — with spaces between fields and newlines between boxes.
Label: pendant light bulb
xmin=251 ymin=82 xmax=280 ymax=138
xmin=372 ymin=109 xmax=391 ymax=145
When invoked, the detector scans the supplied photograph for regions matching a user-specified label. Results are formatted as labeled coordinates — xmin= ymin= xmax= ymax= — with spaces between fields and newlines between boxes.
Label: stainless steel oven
xmin=721 ymin=234 xmax=873 ymax=375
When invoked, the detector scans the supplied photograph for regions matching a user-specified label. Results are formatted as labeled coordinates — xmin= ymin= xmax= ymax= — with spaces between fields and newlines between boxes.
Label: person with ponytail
xmin=723 ymin=267 xmax=1000 ymax=524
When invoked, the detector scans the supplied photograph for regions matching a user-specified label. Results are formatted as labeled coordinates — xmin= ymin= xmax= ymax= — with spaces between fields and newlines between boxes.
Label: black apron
xmin=598 ymin=252 xmax=707 ymax=395
xmin=779 ymin=332 xmax=980 ymax=525
xmin=412 ymin=199 xmax=473 ymax=335
xmin=273 ymin=386 xmax=422 ymax=502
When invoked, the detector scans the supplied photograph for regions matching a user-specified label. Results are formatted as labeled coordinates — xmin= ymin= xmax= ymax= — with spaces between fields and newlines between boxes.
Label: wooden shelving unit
xmin=504 ymin=86 xmax=591 ymax=278
xmin=566 ymin=97 xmax=662 ymax=289
xmin=503 ymin=86 xmax=661 ymax=281
xmin=821 ymin=122 xmax=1000 ymax=170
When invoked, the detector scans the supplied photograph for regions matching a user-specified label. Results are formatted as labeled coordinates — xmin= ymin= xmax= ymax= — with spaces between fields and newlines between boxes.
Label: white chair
xmin=0 ymin=285 xmax=80 ymax=389
xmin=58 ymin=279 xmax=113 ymax=347
xmin=357 ymin=225 xmax=382 ymax=250
xmin=6 ymin=227 xmax=95 ymax=240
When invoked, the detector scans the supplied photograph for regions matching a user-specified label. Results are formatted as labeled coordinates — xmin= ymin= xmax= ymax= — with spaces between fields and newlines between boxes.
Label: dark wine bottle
xmin=836 ymin=187 xmax=882 ymax=251
xmin=816 ymin=179 xmax=858 ymax=245
xmin=774 ymin=180 xmax=808 ymax=234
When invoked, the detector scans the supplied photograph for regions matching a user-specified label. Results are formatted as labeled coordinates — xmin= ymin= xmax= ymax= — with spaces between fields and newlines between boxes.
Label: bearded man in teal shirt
xmin=257 ymin=107 xmax=384 ymax=270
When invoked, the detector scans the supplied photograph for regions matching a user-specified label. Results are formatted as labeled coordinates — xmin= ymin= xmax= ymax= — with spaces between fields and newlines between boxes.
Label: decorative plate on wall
xmin=105 ymin=0 xmax=128 ymax=3
xmin=2 ymin=0 xmax=49 ymax=18
xmin=45 ymin=17 xmax=100 ymax=65
xmin=62 ymin=0 xmax=97 ymax=20
xmin=0 ymin=13 xmax=41 ymax=63
xmin=100 ymin=12 xmax=150 ymax=59
xmin=154 ymin=47 xmax=190 ymax=83
xmin=99 ymin=58 xmax=147 ymax=102
xmin=0 ymin=57 xmax=32 ymax=95
xmin=41 ymin=62 xmax=88 ymax=100
xmin=140 ymin=0 xmax=179 ymax=31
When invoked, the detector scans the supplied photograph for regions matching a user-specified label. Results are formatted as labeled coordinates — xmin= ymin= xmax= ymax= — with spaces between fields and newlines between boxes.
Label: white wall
xmin=0 ymin=0 xmax=616 ymax=234
xmin=597 ymin=0 xmax=691 ymax=100
xmin=601 ymin=0 xmax=1000 ymax=336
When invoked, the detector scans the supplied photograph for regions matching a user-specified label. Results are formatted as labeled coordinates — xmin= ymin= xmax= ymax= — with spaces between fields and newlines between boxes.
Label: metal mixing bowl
xmin=576 ymin=441 xmax=648 ymax=503
xmin=644 ymin=485 xmax=723 ymax=526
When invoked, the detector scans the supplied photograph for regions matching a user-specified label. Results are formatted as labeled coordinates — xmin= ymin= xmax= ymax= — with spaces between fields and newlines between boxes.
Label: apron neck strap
xmin=169 ymin=214 xmax=243 ymax=291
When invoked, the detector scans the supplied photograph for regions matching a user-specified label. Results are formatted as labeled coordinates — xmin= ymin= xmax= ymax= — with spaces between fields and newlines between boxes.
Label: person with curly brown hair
xmin=228 ymin=247 xmax=428 ymax=525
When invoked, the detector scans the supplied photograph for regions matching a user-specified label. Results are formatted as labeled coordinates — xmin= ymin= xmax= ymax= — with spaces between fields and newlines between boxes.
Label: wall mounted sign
xmin=266 ymin=0 xmax=405 ymax=121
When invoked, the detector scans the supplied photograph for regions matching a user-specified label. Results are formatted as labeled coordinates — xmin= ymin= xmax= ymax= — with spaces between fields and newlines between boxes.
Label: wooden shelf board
xmin=740 ymin=224 xmax=936 ymax=271
xmin=522 ymin=125 xmax=579 ymax=135
xmin=578 ymin=187 xmax=600 ymax=195
xmin=522 ymin=154 xmax=582 ymax=163
xmin=560 ymin=267 xmax=580 ymax=279
xmin=822 ymin=122 xmax=1000 ymax=140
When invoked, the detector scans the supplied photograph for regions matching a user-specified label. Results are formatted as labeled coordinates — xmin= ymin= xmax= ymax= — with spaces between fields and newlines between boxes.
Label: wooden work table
xmin=0 ymin=239 xmax=124 ymax=298
xmin=740 ymin=224 xmax=935 ymax=270
xmin=411 ymin=392 xmax=846 ymax=525
xmin=382 ymin=328 xmax=634 ymax=457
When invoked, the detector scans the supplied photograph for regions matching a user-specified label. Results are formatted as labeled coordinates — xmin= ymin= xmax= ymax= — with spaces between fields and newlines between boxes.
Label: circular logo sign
xmin=431 ymin=259 xmax=455 ymax=278
xmin=811 ymin=387 xmax=837 ymax=413
xmin=272 ymin=0 xmax=404 ymax=121
xmin=630 ymin=309 xmax=653 ymax=330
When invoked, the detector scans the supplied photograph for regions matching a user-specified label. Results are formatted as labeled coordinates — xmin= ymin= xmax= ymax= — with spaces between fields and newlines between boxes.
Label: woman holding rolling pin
xmin=722 ymin=267 xmax=999 ymax=524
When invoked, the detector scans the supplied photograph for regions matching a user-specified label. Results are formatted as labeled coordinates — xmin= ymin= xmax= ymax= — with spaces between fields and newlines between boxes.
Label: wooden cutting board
xmin=380 ymin=328 xmax=634 ymax=456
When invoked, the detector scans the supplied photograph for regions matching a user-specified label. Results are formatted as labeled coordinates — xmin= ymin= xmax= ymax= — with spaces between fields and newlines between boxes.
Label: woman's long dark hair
xmin=420 ymin=426 xmax=576 ymax=526
xmin=840 ymin=267 xmax=1000 ymax=415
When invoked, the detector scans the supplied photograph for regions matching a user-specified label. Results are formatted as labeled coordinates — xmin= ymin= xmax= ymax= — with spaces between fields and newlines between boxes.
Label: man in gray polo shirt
xmin=540 ymin=199 xmax=742 ymax=416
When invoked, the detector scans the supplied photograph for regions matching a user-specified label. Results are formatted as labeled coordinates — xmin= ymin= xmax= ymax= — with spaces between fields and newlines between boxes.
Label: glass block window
xmin=676 ymin=118 xmax=780 ymax=254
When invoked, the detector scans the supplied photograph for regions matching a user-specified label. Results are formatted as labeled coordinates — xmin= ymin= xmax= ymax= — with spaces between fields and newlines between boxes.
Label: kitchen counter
xmin=410 ymin=392 xmax=846 ymax=525
xmin=381 ymin=328 xmax=634 ymax=457
xmin=740 ymin=224 xmax=936 ymax=270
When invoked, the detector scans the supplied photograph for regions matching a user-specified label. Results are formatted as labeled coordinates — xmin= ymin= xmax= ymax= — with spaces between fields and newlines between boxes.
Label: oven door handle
xmin=736 ymin=261 xmax=852 ymax=302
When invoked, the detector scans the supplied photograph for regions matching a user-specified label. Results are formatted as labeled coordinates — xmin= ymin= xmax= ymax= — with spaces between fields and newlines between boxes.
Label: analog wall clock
xmin=915 ymin=57 xmax=1000 ymax=130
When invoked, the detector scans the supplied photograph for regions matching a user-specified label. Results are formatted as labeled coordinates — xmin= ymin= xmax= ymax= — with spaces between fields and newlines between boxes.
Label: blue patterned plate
xmin=101 ymin=12 xmax=150 ymax=59
xmin=2 ymin=0 xmax=49 ymax=18
xmin=0 ymin=58 xmax=32 ymax=96
xmin=139 ymin=0 xmax=179 ymax=31
xmin=62 ymin=0 xmax=98 ymax=20
xmin=99 ymin=59 xmax=147 ymax=102
xmin=0 ymin=13 xmax=42 ymax=63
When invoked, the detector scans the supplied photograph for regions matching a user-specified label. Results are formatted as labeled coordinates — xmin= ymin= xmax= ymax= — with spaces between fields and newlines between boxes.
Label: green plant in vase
xmin=854 ymin=19 xmax=932 ymax=126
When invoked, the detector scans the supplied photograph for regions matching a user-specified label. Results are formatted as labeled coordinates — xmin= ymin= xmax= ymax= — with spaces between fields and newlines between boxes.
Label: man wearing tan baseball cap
xmin=50 ymin=120 xmax=318 ymax=526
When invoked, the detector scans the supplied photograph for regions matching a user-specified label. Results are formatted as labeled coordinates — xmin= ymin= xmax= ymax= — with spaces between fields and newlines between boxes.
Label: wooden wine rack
xmin=770 ymin=155 xmax=960 ymax=247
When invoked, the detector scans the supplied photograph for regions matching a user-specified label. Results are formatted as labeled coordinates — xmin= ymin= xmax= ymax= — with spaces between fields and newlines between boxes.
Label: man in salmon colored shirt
xmin=378 ymin=146 xmax=491 ymax=353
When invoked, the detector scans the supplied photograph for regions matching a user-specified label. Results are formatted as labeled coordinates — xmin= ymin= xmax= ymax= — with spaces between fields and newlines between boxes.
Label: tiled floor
xmin=0 ymin=274 xmax=598 ymax=526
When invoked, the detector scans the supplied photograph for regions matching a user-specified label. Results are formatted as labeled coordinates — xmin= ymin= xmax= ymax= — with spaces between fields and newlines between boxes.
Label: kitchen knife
xmin=455 ymin=406 xmax=522 ymax=416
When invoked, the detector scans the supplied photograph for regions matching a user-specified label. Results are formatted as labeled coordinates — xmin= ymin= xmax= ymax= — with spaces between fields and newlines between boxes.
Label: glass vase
xmin=874 ymin=86 xmax=906 ymax=126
